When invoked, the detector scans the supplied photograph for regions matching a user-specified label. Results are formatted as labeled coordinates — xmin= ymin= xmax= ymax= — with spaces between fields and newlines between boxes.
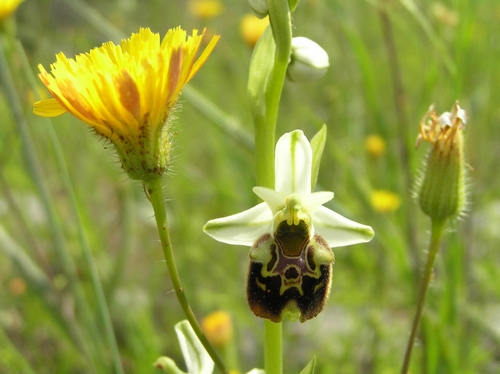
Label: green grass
xmin=1 ymin=0 xmax=499 ymax=373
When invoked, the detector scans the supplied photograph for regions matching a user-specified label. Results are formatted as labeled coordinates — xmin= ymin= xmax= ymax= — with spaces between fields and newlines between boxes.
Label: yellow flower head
xmin=0 ymin=0 xmax=23 ymax=20
xmin=201 ymin=310 xmax=233 ymax=347
xmin=34 ymin=27 xmax=219 ymax=181
xmin=240 ymin=14 xmax=269 ymax=48
xmin=365 ymin=134 xmax=386 ymax=158
xmin=370 ymin=190 xmax=401 ymax=213
xmin=188 ymin=0 xmax=224 ymax=19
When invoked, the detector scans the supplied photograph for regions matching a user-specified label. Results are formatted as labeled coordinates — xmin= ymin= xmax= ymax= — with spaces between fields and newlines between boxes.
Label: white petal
xmin=203 ymin=203 xmax=272 ymax=246
xmin=175 ymin=320 xmax=214 ymax=374
xmin=253 ymin=186 xmax=286 ymax=214
xmin=302 ymin=191 xmax=334 ymax=214
xmin=312 ymin=206 xmax=374 ymax=248
xmin=275 ymin=130 xmax=312 ymax=195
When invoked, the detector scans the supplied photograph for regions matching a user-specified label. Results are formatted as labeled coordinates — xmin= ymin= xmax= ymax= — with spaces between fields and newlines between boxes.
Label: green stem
xmin=264 ymin=319 xmax=283 ymax=374
xmin=255 ymin=0 xmax=292 ymax=188
xmin=252 ymin=2 xmax=292 ymax=373
xmin=144 ymin=178 xmax=228 ymax=374
xmin=400 ymin=218 xmax=447 ymax=374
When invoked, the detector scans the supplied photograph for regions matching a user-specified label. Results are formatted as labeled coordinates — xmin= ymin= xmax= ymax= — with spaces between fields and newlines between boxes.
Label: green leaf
xmin=310 ymin=125 xmax=327 ymax=191
xmin=175 ymin=320 xmax=214 ymax=374
xmin=289 ymin=0 xmax=300 ymax=12
xmin=299 ymin=356 xmax=316 ymax=374
xmin=248 ymin=26 xmax=275 ymax=119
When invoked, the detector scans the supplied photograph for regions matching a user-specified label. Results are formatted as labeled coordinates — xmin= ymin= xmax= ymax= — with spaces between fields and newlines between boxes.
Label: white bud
xmin=248 ymin=0 xmax=269 ymax=18
xmin=287 ymin=37 xmax=329 ymax=83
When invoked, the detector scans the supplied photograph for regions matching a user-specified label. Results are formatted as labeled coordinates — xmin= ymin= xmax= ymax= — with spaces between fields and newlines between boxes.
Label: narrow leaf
xmin=310 ymin=125 xmax=327 ymax=191
xmin=248 ymin=26 xmax=275 ymax=118
xmin=175 ymin=320 xmax=214 ymax=374
xmin=299 ymin=356 xmax=316 ymax=374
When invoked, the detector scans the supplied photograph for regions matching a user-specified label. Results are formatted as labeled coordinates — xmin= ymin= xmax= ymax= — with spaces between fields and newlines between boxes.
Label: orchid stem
xmin=144 ymin=178 xmax=228 ymax=374
xmin=401 ymin=218 xmax=447 ymax=373
xmin=252 ymin=1 xmax=292 ymax=373
xmin=264 ymin=320 xmax=283 ymax=374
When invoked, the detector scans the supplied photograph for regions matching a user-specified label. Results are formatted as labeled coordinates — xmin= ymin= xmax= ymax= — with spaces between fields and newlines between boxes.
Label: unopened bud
xmin=287 ymin=37 xmax=329 ymax=83
xmin=248 ymin=0 xmax=268 ymax=18
xmin=417 ymin=102 xmax=467 ymax=220
xmin=153 ymin=356 xmax=182 ymax=373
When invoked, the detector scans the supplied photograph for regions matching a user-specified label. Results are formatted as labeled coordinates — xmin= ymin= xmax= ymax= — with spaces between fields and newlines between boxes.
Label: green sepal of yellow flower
xmin=417 ymin=102 xmax=467 ymax=220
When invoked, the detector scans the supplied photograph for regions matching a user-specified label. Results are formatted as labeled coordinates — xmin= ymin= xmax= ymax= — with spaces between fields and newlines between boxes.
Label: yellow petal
xmin=33 ymin=98 xmax=67 ymax=117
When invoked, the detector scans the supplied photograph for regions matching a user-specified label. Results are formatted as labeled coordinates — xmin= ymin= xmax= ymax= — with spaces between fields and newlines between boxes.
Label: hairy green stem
xmin=144 ymin=178 xmax=228 ymax=374
xmin=401 ymin=218 xmax=447 ymax=374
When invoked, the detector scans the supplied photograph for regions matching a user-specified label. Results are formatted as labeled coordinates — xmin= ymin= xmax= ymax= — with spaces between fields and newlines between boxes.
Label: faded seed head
xmin=416 ymin=101 xmax=467 ymax=220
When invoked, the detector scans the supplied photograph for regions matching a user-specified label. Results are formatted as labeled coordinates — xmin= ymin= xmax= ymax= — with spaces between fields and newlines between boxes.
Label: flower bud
xmin=287 ymin=37 xmax=329 ymax=83
xmin=153 ymin=356 xmax=181 ymax=372
xmin=416 ymin=102 xmax=467 ymax=220
xmin=248 ymin=0 xmax=268 ymax=18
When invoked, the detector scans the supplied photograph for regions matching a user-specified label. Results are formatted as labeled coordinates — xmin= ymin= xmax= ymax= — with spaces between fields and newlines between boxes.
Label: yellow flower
xmin=370 ymin=190 xmax=401 ymax=213
xmin=201 ymin=310 xmax=233 ymax=347
xmin=188 ymin=0 xmax=224 ymax=19
xmin=240 ymin=14 xmax=269 ymax=48
xmin=34 ymin=27 xmax=219 ymax=181
xmin=0 ymin=0 xmax=22 ymax=21
xmin=8 ymin=277 xmax=27 ymax=296
xmin=365 ymin=134 xmax=386 ymax=158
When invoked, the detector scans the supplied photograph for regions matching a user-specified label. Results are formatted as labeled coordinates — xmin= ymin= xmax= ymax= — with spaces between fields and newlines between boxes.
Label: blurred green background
xmin=1 ymin=0 xmax=499 ymax=373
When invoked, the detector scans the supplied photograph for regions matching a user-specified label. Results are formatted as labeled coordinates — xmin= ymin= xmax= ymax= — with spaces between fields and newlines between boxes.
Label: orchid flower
xmin=204 ymin=130 xmax=374 ymax=322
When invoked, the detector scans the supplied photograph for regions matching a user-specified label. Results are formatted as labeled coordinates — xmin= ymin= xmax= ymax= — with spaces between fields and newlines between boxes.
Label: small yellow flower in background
xmin=0 ymin=0 xmax=22 ymax=21
xmin=431 ymin=2 xmax=459 ymax=27
xmin=34 ymin=27 xmax=219 ymax=181
xmin=8 ymin=277 xmax=27 ymax=296
xmin=188 ymin=0 xmax=224 ymax=19
xmin=365 ymin=134 xmax=386 ymax=158
xmin=240 ymin=14 xmax=269 ymax=48
xmin=416 ymin=101 xmax=467 ymax=220
xmin=201 ymin=310 xmax=233 ymax=347
xmin=370 ymin=190 xmax=401 ymax=213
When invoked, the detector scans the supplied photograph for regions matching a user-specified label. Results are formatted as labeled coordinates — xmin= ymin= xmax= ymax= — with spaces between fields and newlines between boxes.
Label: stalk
xmin=144 ymin=178 xmax=228 ymax=374
xmin=400 ymin=218 xmax=447 ymax=373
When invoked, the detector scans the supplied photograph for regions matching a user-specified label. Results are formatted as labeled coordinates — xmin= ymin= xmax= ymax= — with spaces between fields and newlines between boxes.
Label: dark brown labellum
xmin=246 ymin=220 xmax=334 ymax=323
